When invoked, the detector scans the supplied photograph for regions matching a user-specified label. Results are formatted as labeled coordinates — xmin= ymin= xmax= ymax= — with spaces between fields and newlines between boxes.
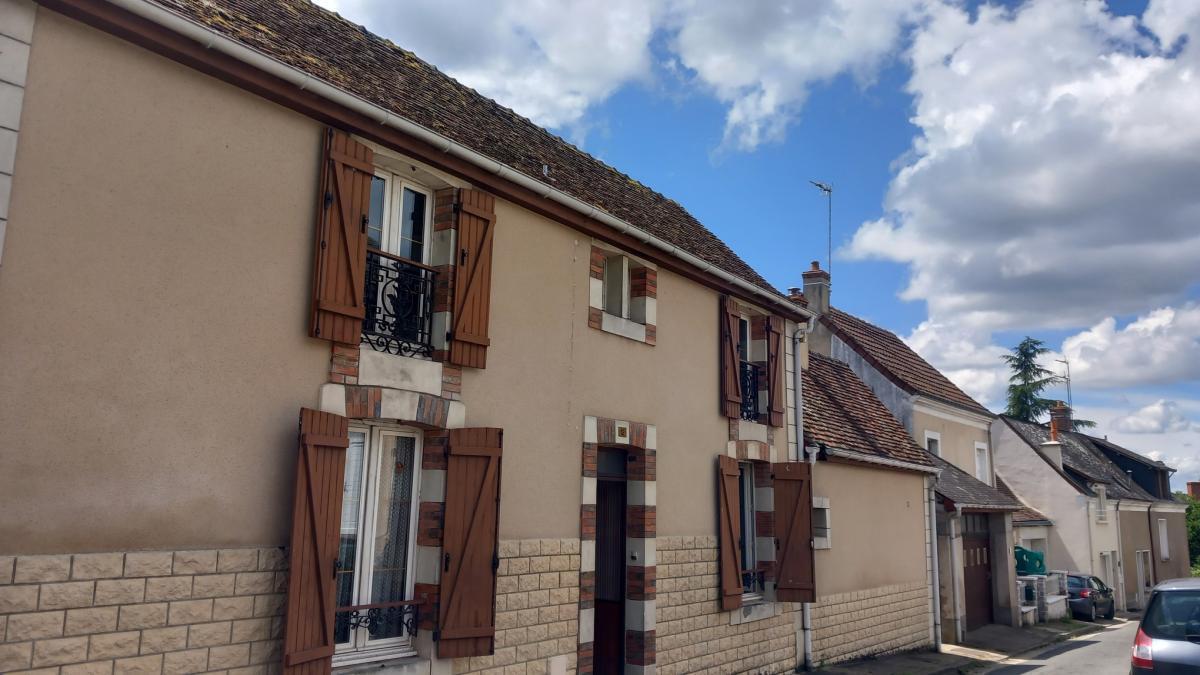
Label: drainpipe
xmin=929 ymin=479 xmax=943 ymax=649
xmin=1084 ymin=494 xmax=1096 ymax=576
xmin=791 ymin=316 xmax=815 ymax=670
xmin=1145 ymin=504 xmax=1156 ymax=586
xmin=948 ymin=506 xmax=963 ymax=644
xmin=1114 ymin=498 xmax=1124 ymax=610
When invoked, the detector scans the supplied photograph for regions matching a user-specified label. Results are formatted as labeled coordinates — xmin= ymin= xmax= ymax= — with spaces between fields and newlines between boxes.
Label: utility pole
xmin=809 ymin=180 xmax=833 ymax=274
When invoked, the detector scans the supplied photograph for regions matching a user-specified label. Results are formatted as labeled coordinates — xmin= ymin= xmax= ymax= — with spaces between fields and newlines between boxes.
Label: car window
xmin=1089 ymin=578 xmax=1103 ymax=590
xmin=1142 ymin=591 xmax=1200 ymax=640
xmin=1068 ymin=577 xmax=1084 ymax=589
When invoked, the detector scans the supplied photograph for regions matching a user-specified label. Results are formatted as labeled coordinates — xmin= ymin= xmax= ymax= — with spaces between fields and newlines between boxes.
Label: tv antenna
xmin=1055 ymin=358 xmax=1073 ymax=410
xmin=810 ymin=180 xmax=832 ymax=275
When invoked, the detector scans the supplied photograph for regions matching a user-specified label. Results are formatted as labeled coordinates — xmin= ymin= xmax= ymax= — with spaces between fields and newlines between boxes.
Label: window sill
xmin=814 ymin=538 xmax=832 ymax=550
xmin=333 ymin=645 xmax=419 ymax=671
xmin=730 ymin=599 xmax=777 ymax=625
xmin=595 ymin=311 xmax=655 ymax=345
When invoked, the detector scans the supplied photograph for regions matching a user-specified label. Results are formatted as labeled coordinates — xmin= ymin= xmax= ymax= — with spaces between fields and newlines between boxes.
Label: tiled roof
xmin=823 ymin=308 xmax=992 ymax=416
xmin=1000 ymin=416 xmax=1162 ymax=502
xmin=996 ymin=477 xmax=1053 ymax=524
xmin=931 ymin=455 xmax=1020 ymax=511
xmin=149 ymin=0 xmax=778 ymax=294
xmin=1086 ymin=435 xmax=1170 ymax=470
xmin=803 ymin=353 xmax=933 ymax=468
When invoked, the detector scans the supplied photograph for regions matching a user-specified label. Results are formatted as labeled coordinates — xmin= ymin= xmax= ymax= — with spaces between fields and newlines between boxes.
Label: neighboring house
xmin=996 ymin=478 xmax=1054 ymax=554
xmin=992 ymin=405 xmax=1189 ymax=612
xmin=801 ymin=353 xmax=938 ymax=666
xmin=798 ymin=263 xmax=1020 ymax=642
xmin=0 ymin=2 xmax=943 ymax=675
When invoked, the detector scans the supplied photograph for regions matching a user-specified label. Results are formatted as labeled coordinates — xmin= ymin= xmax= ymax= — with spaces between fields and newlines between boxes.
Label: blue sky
xmin=320 ymin=0 xmax=1200 ymax=484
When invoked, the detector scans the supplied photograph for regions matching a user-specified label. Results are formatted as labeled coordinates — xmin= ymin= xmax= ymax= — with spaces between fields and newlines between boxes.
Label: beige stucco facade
xmin=0 ymin=8 xmax=330 ymax=554
xmin=911 ymin=407 xmax=990 ymax=482
xmin=0 ymin=9 xmax=825 ymax=675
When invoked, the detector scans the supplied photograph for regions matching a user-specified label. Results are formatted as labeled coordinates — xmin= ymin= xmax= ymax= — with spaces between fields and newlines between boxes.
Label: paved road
xmin=981 ymin=619 xmax=1136 ymax=674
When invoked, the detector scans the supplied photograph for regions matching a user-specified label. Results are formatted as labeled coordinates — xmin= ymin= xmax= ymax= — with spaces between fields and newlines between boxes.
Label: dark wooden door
xmin=963 ymin=514 xmax=992 ymax=631
xmin=594 ymin=452 xmax=626 ymax=675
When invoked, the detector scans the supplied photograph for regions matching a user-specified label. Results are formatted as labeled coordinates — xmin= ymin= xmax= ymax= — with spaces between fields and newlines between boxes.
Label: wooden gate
xmin=962 ymin=513 xmax=992 ymax=631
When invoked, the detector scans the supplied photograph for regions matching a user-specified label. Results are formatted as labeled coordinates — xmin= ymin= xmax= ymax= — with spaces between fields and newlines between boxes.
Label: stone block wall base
xmin=809 ymin=582 xmax=932 ymax=666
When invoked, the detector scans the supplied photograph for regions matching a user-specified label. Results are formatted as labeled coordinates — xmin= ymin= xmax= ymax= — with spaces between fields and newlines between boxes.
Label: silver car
xmin=1131 ymin=577 xmax=1200 ymax=674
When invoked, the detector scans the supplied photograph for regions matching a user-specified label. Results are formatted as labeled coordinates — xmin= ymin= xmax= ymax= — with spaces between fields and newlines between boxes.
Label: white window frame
xmin=924 ymin=431 xmax=941 ymax=457
xmin=974 ymin=442 xmax=991 ymax=485
xmin=1158 ymin=517 xmax=1170 ymax=561
xmin=737 ymin=461 xmax=762 ymax=600
xmin=812 ymin=496 xmax=832 ymax=549
xmin=369 ymin=170 xmax=433 ymax=266
xmin=602 ymin=253 xmax=630 ymax=319
xmin=1095 ymin=485 xmax=1108 ymax=523
xmin=333 ymin=425 xmax=424 ymax=666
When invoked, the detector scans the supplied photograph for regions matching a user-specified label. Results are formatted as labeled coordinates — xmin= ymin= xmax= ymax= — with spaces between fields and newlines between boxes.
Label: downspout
xmin=1085 ymin=494 xmax=1096 ymax=575
xmin=106 ymin=0 xmax=812 ymax=322
xmin=1114 ymin=498 xmax=1124 ymax=610
xmin=1146 ymin=504 xmax=1156 ymax=587
xmin=791 ymin=316 xmax=815 ymax=671
xmin=929 ymin=478 xmax=943 ymax=649
xmin=948 ymin=506 xmax=963 ymax=644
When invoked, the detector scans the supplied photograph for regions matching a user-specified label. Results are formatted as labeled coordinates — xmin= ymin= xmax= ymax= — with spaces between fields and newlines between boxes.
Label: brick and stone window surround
xmin=587 ymin=244 xmax=657 ymax=346
xmin=578 ymin=416 xmax=656 ymax=675
xmin=0 ymin=548 xmax=287 ymax=675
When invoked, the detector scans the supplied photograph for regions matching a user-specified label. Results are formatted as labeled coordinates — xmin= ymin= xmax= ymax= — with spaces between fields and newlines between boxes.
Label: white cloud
xmin=1064 ymin=304 xmax=1200 ymax=388
xmin=1076 ymin=399 xmax=1200 ymax=486
xmin=846 ymin=0 xmax=1200 ymax=336
xmin=316 ymin=0 xmax=923 ymax=149
xmin=315 ymin=0 xmax=663 ymax=131
xmin=668 ymin=0 xmax=924 ymax=151
xmin=1111 ymin=399 xmax=1200 ymax=433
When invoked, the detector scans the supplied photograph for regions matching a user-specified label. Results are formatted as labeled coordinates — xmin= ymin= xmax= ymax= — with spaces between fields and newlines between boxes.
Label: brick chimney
xmin=801 ymin=261 xmax=830 ymax=316
xmin=1189 ymin=481 xmax=1200 ymax=501
xmin=1049 ymin=401 xmax=1073 ymax=433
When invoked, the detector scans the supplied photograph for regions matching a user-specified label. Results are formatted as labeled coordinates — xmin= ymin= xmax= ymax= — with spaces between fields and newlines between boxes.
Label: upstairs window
xmin=1158 ymin=518 xmax=1169 ymax=560
xmin=589 ymin=245 xmax=657 ymax=344
xmin=1096 ymin=485 xmax=1108 ymax=522
xmin=362 ymin=171 xmax=437 ymax=358
xmin=925 ymin=431 xmax=941 ymax=457
xmin=974 ymin=443 xmax=991 ymax=484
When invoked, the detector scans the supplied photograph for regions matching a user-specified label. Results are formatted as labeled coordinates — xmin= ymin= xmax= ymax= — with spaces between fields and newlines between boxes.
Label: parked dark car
xmin=1067 ymin=573 xmax=1115 ymax=621
xmin=1131 ymin=578 xmax=1200 ymax=674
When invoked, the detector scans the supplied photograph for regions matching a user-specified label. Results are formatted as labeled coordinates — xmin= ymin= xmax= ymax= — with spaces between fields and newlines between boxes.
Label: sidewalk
xmin=812 ymin=620 xmax=1104 ymax=675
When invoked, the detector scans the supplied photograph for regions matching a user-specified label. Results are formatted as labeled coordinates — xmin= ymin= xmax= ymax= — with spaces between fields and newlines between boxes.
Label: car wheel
xmin=1104 ymin=602 xmax=1114 ymax=620
xmin=1088 ymin=602 xmax=1097 ymax=622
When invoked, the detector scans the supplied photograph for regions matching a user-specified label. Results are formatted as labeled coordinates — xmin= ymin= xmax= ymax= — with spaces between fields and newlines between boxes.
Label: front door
xmin=594 ymin=450 xmax=626 ymax=675
xmin=1135 ymin=550 xmax=1154 ymax=609
xmin=962 ymin=513 xmax=993 ymax=631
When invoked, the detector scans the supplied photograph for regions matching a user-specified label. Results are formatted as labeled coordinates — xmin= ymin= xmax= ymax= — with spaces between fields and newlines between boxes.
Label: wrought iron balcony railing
xmin=739 ymin=360 xmax=763 ymax=422
xmin=334 ymin=599 xmax=420 ymax=642
xmin=362 ymin=249 xmax=436 ymax=358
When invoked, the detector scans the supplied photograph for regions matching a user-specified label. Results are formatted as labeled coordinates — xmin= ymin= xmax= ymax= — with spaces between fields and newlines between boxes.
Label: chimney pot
xmin=1049 ymin=402 xmax=1073 ymax=434
xmin=811 ymin=260 xmax=821 ymax=271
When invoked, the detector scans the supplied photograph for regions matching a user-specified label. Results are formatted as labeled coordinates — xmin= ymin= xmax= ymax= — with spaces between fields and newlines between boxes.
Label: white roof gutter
xmin=824 ymin=447 xmax=938 ymax=475
xmin=107 ymin=0 xmax=813 ymax=319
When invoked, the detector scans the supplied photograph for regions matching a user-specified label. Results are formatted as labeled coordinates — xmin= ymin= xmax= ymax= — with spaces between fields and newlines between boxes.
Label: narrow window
xmin=812 ymin=497 xmax=832 ymax=549
xmin=334 ymin=427 xmax=421 ymax=661
xmin=737 ymin=461 xmax=762 ymax=595
xmin=602 ymin=254 xmax=630 ymax=319
xmin=1158 ymin=518 xmax=1169 ymax=560
xmin=974 ymin=444 xmax=990 ymax=484
xmin=1096 ymin=485 xmax=1108 ymax=522
xmin=925 ymin=432 xmax=940 ymax=457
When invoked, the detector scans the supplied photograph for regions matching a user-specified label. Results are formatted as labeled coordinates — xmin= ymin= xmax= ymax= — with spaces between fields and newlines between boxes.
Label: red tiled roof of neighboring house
xmin=147 ymin=0 xmax=778 ymax=295
xmin=930 ymin=455 xmax=1020 ymax=511
xmin=803 ymin=353 xmax=933 ymax=468
xmin=822 ymin=308 xmax=992 ymax=417
xmin=995 ymin=477 xmax=1053 ymax=524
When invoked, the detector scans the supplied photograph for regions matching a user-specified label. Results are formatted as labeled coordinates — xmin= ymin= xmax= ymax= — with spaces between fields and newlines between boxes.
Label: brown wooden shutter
xmin=282 ymin=408 xmax=350 ymax=675
xmin=719 ymin=296 xmax=742 ymax=419
xmin=449 ymin=189 xmax=497 ymax=369
xmin=716 ymin=455 xmax=743 ymax=611
xmin=773 ymin=461 xmax=816 ymax=603
xmin=438 ymin=427 xmax=503 ymax=658
xmin=766 ymin=315 xmax=785 ymax=428
xmin=310 ymin=128 xmax=374 ymax=345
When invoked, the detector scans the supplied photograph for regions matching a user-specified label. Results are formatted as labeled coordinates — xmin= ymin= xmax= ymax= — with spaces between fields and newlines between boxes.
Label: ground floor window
xmin=737 ymin=461 xmax=764 ymax=596
xmin=334 ymin=425 xmax=421 ymax=663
